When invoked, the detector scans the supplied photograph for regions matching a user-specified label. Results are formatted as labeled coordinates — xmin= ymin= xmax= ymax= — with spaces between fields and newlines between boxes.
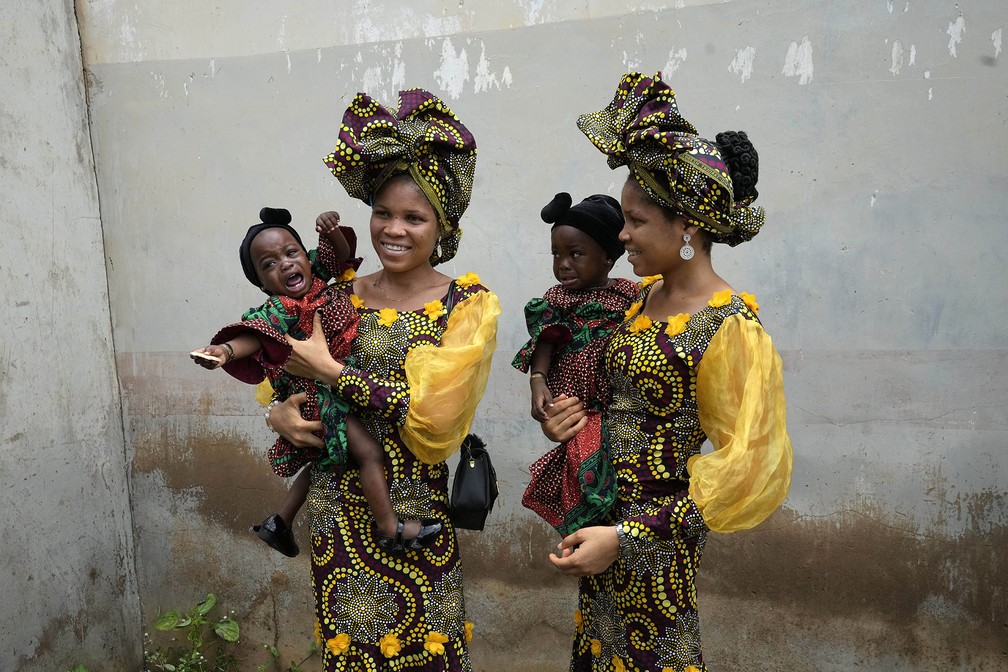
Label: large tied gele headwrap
xmin=324 ymin=88 xmax=477 ymax=266
xmin=577 ymin=72 xmax=765 ymax=246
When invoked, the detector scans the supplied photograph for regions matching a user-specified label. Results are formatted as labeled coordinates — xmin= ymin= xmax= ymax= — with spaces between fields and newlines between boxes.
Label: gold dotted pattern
xmin=576 ymin=71 xmax=765 ymax=247
xmin=571 ymin=284 xmax=757 ymax=670
xmin=308 ymin=281 xmax=488 ymax=671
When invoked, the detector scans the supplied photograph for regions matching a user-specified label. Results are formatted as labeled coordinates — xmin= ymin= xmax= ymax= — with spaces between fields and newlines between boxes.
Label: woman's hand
xmin=540 ymin=393 xmax=587 ymax=442
xmin=283 ymin=312 xmax=345 ymax=384
xmin=269 ymin=392 xmax=324 ymax=449
xmin=548 ymin=526 xmax=620 ymax=576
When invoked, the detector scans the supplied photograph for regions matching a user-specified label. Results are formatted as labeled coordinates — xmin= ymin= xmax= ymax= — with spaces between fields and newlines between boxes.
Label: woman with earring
xmin=541 ymin=73 xmax=793 ymax=671
xmin=268 ymin=88 xmax=500 ymax=671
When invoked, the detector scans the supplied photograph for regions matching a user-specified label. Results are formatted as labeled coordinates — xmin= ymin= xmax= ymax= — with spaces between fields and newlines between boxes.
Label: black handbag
xmin=440 ymin=284 xmax=497 ymax=530
xmin=450 ymin=434 xmax=498 ymax=531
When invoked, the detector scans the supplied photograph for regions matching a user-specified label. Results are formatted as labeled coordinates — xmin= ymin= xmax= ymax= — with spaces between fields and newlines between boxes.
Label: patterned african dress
xmin=308 ymin=275 xmax=494 ymax=672
xmin=512 ymin=279 xmax=640 ymax=535
xmin=572 ymin=281 xmax=780 ymax=672
xmin=214 ymin=234 xmax=361 ymax=477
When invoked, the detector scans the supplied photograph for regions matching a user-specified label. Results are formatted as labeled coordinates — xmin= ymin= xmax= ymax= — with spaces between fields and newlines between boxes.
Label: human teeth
xmin=384 ymin=243 xmax=407 ymax=251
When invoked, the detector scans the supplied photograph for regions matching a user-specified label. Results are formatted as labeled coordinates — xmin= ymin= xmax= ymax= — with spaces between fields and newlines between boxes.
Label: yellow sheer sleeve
xmin=400 ymin=290 xmax=502 ymax=464
xmin=255 ymin=378 xmax=274 ymax=407
xmin=688 ymin=314 xmax=793 ymax=532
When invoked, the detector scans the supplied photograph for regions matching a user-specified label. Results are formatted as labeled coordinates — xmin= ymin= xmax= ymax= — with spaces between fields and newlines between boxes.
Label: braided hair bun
xmin=714 ymin=130 xmax=759 ymax=206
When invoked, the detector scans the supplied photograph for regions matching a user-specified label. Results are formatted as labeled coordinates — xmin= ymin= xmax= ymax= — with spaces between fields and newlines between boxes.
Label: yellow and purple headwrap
xmin=577 ymin=72 xmax=765 ymax=246
xmin=324 ymin=88 xmax=477 ymax=265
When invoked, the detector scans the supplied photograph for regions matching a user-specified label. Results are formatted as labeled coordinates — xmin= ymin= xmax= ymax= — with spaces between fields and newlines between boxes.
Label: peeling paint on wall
xmin=521 ymin=0 xmax=547 ymax=26
xmin=947 ymin=13 xmax=966 ymax=57
xmin=993 ymin=28 xmax=1002 ymax=60
xmin=728 ymin=45 xmax=755 ymax=83
xmin=783 ymin=36 xmax=813 ymax=85
xmin=433 ymin=37 xmax=469 ymax=100
xmin=663 ymin=46 xmax=687 ymax=75
xmin=890 ymin=40 xmax=904 ymax=75
xmin=474 ymin=42 xmax=512 ymax=93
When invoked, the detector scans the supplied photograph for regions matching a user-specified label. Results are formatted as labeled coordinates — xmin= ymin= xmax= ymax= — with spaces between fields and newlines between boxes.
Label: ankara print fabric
xmin=513 ymin=279 xmax=638 ymax=536
xmin=308 ymin=278 xmax=492 ymax=672
xmin=212 ymin=233 xmax=362 ymax=476
xmin=324 ymin=88 xmax=477 ymax=266
xmin=571 ymin=286 xmax=761 ymax=672
xmin=512 ymin=278 xmax=640 ymax=411
xmin=576 ymin=72 xmax=765 ymax=247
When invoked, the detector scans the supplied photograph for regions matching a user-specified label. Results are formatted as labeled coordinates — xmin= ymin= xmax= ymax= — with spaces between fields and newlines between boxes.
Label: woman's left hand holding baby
xmin=548 ymin=526 xmax=620 ymax=576
xmin=283 ymin=311 xmax=345 ymax=385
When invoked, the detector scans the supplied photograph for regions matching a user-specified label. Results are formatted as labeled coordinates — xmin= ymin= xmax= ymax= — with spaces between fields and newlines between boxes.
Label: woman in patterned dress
xmin=541 ymin=73 xmax=793 ymax=672
xmin=268 ymin=89 xmax=500 ymax=671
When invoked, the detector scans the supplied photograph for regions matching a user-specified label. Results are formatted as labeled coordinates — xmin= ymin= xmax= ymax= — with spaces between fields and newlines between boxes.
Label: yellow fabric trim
xmin=688 ymin=314 xmax=793 ymax=532
xmin=255 ymin=378 xmax=274 ymax=407
xmin=400 ymin=291 xmax=501 ymax=464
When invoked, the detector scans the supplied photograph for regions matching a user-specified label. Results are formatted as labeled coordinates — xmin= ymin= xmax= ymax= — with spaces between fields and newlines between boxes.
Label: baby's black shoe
xmin=252 ymin=513 xmax=299 ymax=557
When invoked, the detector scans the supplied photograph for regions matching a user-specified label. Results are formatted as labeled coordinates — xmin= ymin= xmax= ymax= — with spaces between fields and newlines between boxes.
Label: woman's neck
xmin=645 ymin=257 xmax=729 ymax=317
xmin=359 ymin=265 xmax=451 ymax=311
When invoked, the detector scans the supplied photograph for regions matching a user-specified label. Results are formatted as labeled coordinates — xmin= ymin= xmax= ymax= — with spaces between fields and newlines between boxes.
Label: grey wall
xmin=0 ymin=0 xmax=141 ymax=670
xmin=3 ymin=0 xmax=1005 ymax=670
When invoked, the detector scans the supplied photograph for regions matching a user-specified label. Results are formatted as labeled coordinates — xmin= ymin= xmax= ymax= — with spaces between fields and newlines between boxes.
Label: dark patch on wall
xmin=133 ymin=427 xmax=289 ymax=531
xmin=461 ymin=503 xmax=1007 ymax=670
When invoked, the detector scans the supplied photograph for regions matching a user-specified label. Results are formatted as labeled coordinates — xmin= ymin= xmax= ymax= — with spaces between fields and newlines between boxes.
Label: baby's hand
xmin=316 ymin=211 xmax=341 ymax=236
xmin=190 ymin=346 xmax=226 ymax=369
xmin=530 ymin=378 xmax=554 ymax=422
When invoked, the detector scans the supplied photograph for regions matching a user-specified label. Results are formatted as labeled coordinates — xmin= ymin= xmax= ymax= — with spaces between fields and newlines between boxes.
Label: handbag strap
xmin=443 ymin=279 xmax=459 ymax=317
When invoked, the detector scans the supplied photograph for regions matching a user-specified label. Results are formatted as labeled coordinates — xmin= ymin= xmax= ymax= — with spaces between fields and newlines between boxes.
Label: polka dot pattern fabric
xmin=308 ymin=279 xmax=490 ymax=671
xmin=570 ymin=283 xmax=760 ymax=672
xmin=576 ymin=72 xmax=766 ymax=247
xmin=213 ymin=237 xmax=362 ymax=477
xmin=512 ymin=280 xmax=640 ymax=535
xmin=324 ymin=89 xmax=477 ymax=266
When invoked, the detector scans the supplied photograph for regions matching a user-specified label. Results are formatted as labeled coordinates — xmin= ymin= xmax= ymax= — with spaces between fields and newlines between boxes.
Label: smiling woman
xmin=267 ymin=88 xmax=500 ymax=672
xmin=538 ymin=72 xmax=793 ymax=672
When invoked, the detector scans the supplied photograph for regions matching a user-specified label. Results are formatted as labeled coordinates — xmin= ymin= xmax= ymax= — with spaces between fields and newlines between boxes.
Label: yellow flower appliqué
xmin=338 ymin=267 xmax=357 ymax=282
xmin=573 ymin=609 xmax=584 ymax=633
xmin=424 ymin=631 xmax=449 ymax=655
xmin=590 ymin=638 xmax=602 ymax=656
xmin=612 ymin=656 xmax=626 ymax=672
xmin=313 ymin=621 xmax=323 ymax=647
xmin=665 ymin=313 xmax=690 ymax=338
xmin=740 ymin=291 xmax=759 ymax=313
xmin=685 ymin=666 xmax=702 ymax=672
xmin=326 ymin=633 xmax=350 ymax=656
xmin=349 ymin=294 xmax=365 ymax=310
xmin=708 ymin=289 xmax=733 ymax=308
xmin=379 ymin=632 xmax=401 ymax=658
xmin=377 ymin=308 xmax=398 ymax=327
xmin=456 ymin=272 xmax=481 ymax=288
xmin=624 ymin=301 xmax=643 ymax=321
xmin=640 ymin=274 xmax=662 ymax=288
xmin=423 ymin=299 xmax=447 ymax=322
xmin=463 ymin=621 xmax=474 ymax=643
xmin=629 ymin=314 xmax=653 ymax=333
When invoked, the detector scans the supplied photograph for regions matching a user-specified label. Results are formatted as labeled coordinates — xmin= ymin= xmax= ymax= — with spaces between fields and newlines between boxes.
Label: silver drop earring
xmin=680 ymin=233 xmax=695 ymax=260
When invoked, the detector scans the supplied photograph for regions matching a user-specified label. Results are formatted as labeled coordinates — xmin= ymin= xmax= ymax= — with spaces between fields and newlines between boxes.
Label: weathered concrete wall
xmin=70 ymin=0 xmax=1008 ymax=669
xmin=0 ymin=1 xmax=141 ymax=670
